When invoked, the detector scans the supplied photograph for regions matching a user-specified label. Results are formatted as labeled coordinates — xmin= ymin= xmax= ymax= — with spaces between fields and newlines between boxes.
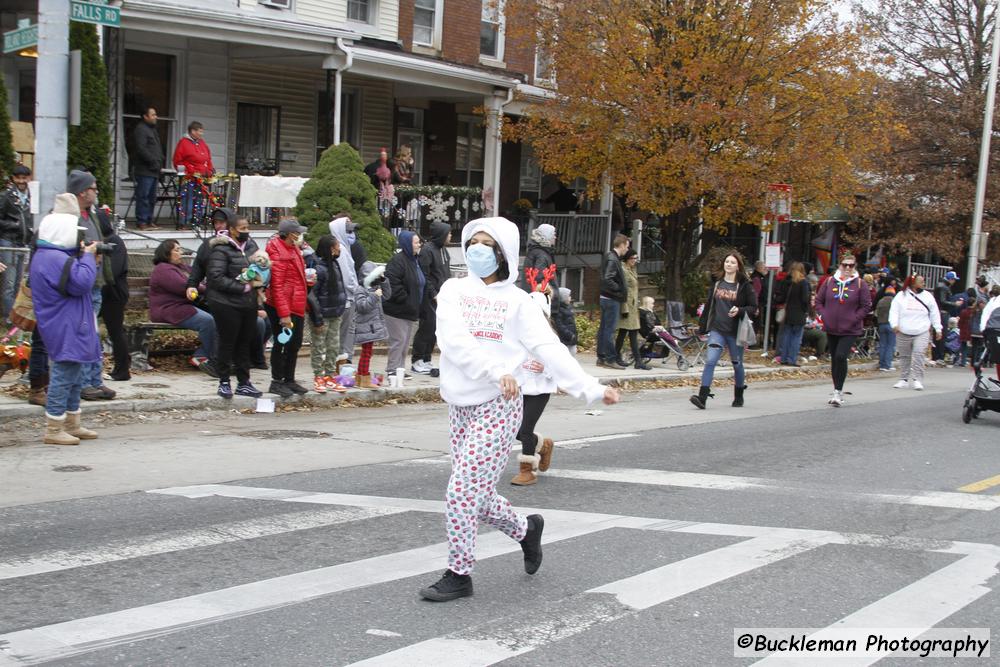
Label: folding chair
xmin=665 ymin=300 xmax=710 ymax=365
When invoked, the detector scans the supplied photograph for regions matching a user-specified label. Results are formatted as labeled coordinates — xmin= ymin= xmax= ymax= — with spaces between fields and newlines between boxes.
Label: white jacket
xmin=888 ymin=289 xmax=941 ymax=336
xmin=981 ymin=295 xmax=1000 ymax=330
xmin=437 ymin=217 xmax=605 ymax=407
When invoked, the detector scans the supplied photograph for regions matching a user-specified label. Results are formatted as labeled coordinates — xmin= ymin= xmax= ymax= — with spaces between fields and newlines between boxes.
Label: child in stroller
xmin=639 ymin=296 xmax=692 ymax=370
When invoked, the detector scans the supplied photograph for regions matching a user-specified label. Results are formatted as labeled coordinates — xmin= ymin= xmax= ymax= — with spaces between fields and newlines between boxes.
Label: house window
xmin=122 ymin=50 xmax=176 ymax=177
xmin=316 ymin=88 xmax=361 ymax=163
xmin=534 ymin=45 xmax=554 ymax=84
xmin=480 ymin=0 xmax=504 ymax=61
xmin=456 ymin=115 xmax=485 ymax=187
xmin=518 ymin=143 xmax=542 ymax=207
xmin=413 ymin=0 xmax=437 ymax=46
xmin=347 ymin=0 xmax=373 ymax=23
xmin=236 ymin=103 xmax=281 ymax=175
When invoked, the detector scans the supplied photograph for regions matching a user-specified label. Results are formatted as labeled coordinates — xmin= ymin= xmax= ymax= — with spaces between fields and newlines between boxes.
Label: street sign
xmin=3 ymin=24 xmax=37 ymax=54
xmin=70 ymin=0 xmax=121 ymax=27
xmin=765 ymin=183 xmax=793 ymax=224
xmin=765 ymin=243 xmax=783 ymax=270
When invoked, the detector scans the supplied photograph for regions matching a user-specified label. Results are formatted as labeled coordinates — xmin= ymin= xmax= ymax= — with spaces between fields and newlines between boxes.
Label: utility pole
xmin=967 ymin=3 xmax=1000 ymax=282
xmin=34 ymin=0 xmax=71 ymax=218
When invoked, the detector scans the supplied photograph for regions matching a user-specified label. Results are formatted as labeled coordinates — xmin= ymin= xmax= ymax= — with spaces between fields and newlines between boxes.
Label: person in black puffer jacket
xmin=383 ymin=231 xmax=425 ymax=377
xmin=205 ymin=217 xmax=262 ymax=399
xmin=411 ymin=220 xmax=452 ymax=374
xmin=97 ymin=211 xmax=131 ymax=381
xmin=307 ymin=235 xmax=348 ymax=389
xmin=596 ymin=233 xmax=630 ymax=367
xmin=520 ymin=223 xmax=558 ymax=291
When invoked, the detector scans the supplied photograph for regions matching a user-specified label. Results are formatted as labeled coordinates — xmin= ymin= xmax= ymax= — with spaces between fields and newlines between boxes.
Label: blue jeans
xmin=134 ymin=175 xmax=158 ymax=225
xmin=48 ymin=360 xmax=84 ymax=417
xmin=597 ymin=297 xmax=622 ymax=361
xmin=179 ymin=180 xmax=202 ymax=227
xmin=0 ymin=239 xmax=26 ymax=319
xmin=82 ymin=286 xmax=103 ymax=388
xmin=878 ymin=324 xmax=896 ymax=369
xmin=778 ymin=324 xmax=804 ymax=364
xmin=179 ymin=308 xmax=217 ymax=359
xmin=701 ymin=329 xmax=745 ymax=388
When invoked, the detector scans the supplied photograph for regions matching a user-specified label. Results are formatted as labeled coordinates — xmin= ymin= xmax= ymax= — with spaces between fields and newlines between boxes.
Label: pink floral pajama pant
xmin=446 ymin=394 xmax=527 ymax=575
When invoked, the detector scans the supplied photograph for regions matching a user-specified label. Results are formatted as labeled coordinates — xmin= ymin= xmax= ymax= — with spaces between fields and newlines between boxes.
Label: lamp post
xmin=967 ymin=2 xmax=1000 ymax=281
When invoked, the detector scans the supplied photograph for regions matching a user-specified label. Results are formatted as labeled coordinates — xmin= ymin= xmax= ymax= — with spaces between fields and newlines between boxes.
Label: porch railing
xmin=528 ymin=212 xmax=612 ymax=256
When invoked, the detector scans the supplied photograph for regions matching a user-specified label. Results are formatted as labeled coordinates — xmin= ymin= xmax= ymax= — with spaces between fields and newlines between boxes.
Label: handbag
xmin=10 ymin=276 xmax=36 ymax=332
xmin=775 ymin=306 xmax=786 ymax=324
xmin=737 ymin=311 xmax=757 ymax=347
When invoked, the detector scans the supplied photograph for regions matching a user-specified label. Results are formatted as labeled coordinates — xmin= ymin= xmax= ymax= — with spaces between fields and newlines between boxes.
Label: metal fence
xmin=528 ymin=213 xmax=611 ymax=256
xmin=910 ymin=262 xmax=953 ymax=287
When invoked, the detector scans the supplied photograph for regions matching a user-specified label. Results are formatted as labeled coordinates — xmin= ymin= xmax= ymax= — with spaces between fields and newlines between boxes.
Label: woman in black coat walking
xmin=777 ymin=262 xmax=811 ymax=366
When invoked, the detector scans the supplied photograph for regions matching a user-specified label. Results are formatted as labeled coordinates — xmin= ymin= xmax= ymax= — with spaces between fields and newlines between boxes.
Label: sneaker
xmin=323 ymin=376 xmax=348 ymax=393
xmin=521 ymin=514 xmax=545 ymax=574
xmin=411 ymin=360 xmax=432 ymax=375
xmin=285 ymin=380 xmax=309 ymax=395
xmin=313 ymin=377 xmax=328 ymax=393
xmin=217 ymin=381 xmax=233 ymax=399
xmin=878 ymin=367 xmax=892 ymax=372
xmin=596 ymin=358 xmax=615 ymax=369
xmin=614 ymin=357 xmax=629 ymax=368
xmin=268 ymin=381 xmax=293 ymax=398
xmin=419 ymin=570 xmax=473 ymax=602
xmin=913 ymin=380 xmax=924 ymax=391
xmin=235 ymin=382 xmax=263 ymax=398
xmin=893 ymin=379 xmax=909 ymax=389
xmin=829 ymin=390 xmax=843 ymax=407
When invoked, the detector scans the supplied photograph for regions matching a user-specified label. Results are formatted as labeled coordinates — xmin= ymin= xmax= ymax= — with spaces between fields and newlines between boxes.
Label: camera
xmin=94 ymin=242 xmax=116 ymax=255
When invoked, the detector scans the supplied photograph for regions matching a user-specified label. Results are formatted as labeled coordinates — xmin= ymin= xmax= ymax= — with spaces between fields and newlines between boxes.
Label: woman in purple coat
xmin=29 ymin=194 xmax=101 ymax=445
xmin=149 ymin=239 xmax=218 ymax=375
xmin=815 ymin=253 xmax=872 ymax=406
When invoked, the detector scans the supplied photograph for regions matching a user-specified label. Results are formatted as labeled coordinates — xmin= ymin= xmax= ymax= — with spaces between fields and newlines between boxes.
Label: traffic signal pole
xmin=34 ymin=0 xmax=71 ymax=218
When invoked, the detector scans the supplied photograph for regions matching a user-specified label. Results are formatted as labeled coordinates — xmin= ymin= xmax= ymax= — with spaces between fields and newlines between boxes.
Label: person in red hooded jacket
xmin=265 ymin=218 xmax=309 ymax=398
xmin=172 ymin=121 xmax=215 ymax=228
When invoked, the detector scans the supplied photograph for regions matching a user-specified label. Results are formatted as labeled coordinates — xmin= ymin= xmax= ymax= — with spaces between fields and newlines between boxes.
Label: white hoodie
xmin=888 ymin=288 xmax=942 ymax=336
xmin=328 ymin=217 xmax=359 ymax=306
xmin=981 ymin=295 xmax=1000 ymax=330
xmin=436 ymin=217 xmax=605 ymax=407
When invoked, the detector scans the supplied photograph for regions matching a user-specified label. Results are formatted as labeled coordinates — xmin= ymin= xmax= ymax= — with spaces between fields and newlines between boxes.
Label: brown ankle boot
xmin=65 ymin=410 xmax=98 ymax=439
xmin=510 ymin=453 xmax=540 ymax=486
xmin=29 ymin=374 xmax=48 ymax=407
xmin=537 ymin=437 xmax=554 ymax=472
xmin=44 ymin=414 xmax=80 ymax=446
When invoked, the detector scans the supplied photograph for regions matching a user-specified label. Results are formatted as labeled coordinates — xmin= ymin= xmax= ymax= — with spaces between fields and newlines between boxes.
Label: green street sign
xmin=3 ymin=24 xmax=38 ymax=54
xmin=70 ymin=0 xmax=121 ymax=27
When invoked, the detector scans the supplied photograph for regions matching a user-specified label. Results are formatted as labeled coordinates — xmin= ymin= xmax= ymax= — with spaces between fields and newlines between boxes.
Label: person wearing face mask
xmin=382 ymin=231 xmax=425 ymax=378
xmin=264 ymin=219 xmax=310 ymax=398
xmin=889 ymin=274 xmax=942 ymax=390
xmin=815 ymin=253 xmax=872 ymax=406
xmin=418 ymin=216 xmax=620 ymax=603
xmin=206 ymin=216 xmax=264 ymax=399
xmin=328 ymin=215 xmax=361 ymax=369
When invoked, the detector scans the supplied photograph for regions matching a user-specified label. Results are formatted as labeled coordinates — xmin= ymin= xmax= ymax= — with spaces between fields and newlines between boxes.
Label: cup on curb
xmin=396 ymin=367 xmax=406 ymax=388
xmin=390 ymin=375 xmax=400 ymax=388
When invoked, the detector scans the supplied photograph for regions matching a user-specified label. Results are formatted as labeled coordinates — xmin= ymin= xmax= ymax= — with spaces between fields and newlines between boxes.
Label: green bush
xmin=682 ymin=267 xmax=710 ymax=315
xmin=68 ymin=23 xmax=112 ymax=201
xmin=294 ymin=143 xmax=396 ymax=262
xmin=574 ymin=310 xmax=600 ymax=352
xmin=0 ymin=71 xmax=14 ymax=180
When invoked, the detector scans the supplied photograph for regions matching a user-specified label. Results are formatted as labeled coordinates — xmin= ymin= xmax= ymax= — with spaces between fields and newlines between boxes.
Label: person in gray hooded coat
xmin=328 ymin=215 xmax=361 ymax=367
xmin=352 ymin=261 xmax=391 ymax=388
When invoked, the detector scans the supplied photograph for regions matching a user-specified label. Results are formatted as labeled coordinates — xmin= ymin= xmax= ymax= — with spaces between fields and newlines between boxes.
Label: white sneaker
xmin=913 ymin=380 xmax=924 ymax=391
xmin=829 ymin=390 xmax=843 ymax=407
xmin=893 ymin=380 xmax=909 ymax=389
xmin=411 ymin=361 xmax=431 ymax=375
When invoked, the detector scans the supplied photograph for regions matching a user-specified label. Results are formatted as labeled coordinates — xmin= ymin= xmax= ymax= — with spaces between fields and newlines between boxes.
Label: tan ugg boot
xmin=44 ymin=414 xmax=80 ymax=446
xmin=65 ymin=410 xmax=98 ymax=440
xmin=537 ymin=437 xmax=554 ymax=472
xmin=355 ymin=373 xmax=373 ymax=388
xmin=510 ymin=453 xmax=540 ymax=486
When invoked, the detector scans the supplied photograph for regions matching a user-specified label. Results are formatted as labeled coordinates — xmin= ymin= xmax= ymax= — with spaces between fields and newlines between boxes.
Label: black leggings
xmin=615 ymin=329 xmax=640 ymax=362
xmin=266 ymin=306 xmax=304 ymax=383
xmin=517 ymin=393 xmax=550 ymax=455
xmin=826 ymin=333 xmax=857 ymax=391
xmin=212 ymin=303 xmax=256 ymax=384
xmin=100 ymin=296 xmax=129 ymax=378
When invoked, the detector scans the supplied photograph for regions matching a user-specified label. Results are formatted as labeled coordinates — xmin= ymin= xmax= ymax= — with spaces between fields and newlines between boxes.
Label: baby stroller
xmin=962 ymin=331 xmax=1000 ymax=424
xmin=638 ymin=302 xmax=697 ymax=370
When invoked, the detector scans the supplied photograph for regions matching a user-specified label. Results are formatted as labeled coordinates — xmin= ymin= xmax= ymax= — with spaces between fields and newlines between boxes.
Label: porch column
xmin=35 ymin=0 xmax=71 ymax=217
xmin=482 ymin=90 xmax=505 ymax=215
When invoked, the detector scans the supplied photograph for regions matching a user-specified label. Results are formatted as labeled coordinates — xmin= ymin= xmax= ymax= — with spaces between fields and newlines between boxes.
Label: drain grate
xmin=52 ymin=465 xmax=92 ymax=473
xmin=239 ymin=430 xmax=331 ymax=440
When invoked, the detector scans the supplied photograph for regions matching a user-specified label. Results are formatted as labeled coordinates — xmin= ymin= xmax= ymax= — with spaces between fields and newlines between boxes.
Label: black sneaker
xmin=419 ymin=570 xmax=473 ymax=602
xmin=614 ymin=358 xmax=629 ymax=368
xmin=235 ymin=382 xmax=263 ymax=398
xmin=268 ymin=381 xmax=294 ymax=398
xmin=284 ymin=380 xmax=308 ymax=395
xmin=199 ymin=359 xmax=220 ymax=379
xmin=217 ymin=381 xmax=233 ymax=399
xmin=521 ymin=514 xmax=544 ymax=574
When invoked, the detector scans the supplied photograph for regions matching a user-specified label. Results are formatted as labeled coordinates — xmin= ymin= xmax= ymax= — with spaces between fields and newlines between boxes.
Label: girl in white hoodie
xmin=418 ymin=217 xmax=620 ymax=602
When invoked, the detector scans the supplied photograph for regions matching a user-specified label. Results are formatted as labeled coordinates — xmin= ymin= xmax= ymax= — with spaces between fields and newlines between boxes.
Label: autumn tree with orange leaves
xmin=505 ymin=0 xmax=891 ymax=298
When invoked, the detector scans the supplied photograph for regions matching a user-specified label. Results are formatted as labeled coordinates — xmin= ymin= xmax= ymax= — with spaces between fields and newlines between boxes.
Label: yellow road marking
xmin=958 ymin=474 xmax=1000 ymax=493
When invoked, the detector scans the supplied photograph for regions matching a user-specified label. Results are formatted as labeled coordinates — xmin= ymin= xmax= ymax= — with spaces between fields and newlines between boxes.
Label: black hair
xmin=12 ymin=164 xmax=30 ymax=176
xmin=464 ymin=234 xmax=510 ymax=281
xmin=187 ymin=121 xmax=204 ymax=133
xmin=316 ymin=235 xmax=338 ymax=262
xmin=153 ymin=239 xmax=179 ymax=265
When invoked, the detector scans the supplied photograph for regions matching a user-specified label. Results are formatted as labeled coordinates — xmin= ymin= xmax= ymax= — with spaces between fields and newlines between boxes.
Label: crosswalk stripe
xmin=752 ymin=548 xmax=1000 ymax=666
xmin=544 ymin=467 xmax=1000 ymax=511
xmin=0 ymin=507 xmax=403 ymax=581
xmin=348 ymin=532 xmax=831 ymax=666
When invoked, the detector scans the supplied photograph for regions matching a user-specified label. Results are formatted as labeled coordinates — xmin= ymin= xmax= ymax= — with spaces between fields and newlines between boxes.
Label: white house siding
xmin=227 ymin=62 xmax=321 ymax=178
xmin=343 ymin=73 xmax=394 ymax=165
xmin=296 ymin=0 xmax=398 ymax=42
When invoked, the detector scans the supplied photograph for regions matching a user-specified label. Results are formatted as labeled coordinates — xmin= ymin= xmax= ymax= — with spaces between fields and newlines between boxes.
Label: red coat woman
xmin=172 ymin=123 xmax=214 ymax=177
xmin=263 ymin=220 xmax=309 ymax=397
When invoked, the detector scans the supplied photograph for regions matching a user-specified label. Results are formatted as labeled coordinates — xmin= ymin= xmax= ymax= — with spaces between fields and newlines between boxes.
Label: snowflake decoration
xmin=427 ymin=193 xmax=456 ymax=223
xmin=472 ymin=201 xmax=481 ymax=212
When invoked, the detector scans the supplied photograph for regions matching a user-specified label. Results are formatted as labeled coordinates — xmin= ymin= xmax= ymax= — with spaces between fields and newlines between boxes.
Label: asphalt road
xmin=0 ymin=370 xmax=997 ymax=666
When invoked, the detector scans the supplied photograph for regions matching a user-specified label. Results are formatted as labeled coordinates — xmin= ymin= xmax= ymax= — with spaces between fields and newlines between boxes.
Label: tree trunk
xmin=659 ymin=204 xmax=705 ymax=302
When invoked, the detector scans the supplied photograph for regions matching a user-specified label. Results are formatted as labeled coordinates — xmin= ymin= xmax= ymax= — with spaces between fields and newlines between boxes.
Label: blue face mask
xmin=346 ymin=231 xmax=357 ymax=245
xmin=465 ymin=242 xmax=499 ymax=278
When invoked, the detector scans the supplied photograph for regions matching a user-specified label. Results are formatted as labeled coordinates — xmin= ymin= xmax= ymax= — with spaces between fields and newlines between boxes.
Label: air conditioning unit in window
xmin=259 ymin=0 xmax=291 ymax=9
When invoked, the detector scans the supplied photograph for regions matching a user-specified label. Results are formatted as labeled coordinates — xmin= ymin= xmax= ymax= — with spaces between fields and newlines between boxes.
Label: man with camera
xmin=68 ymin=170 xmax=117 ymax=401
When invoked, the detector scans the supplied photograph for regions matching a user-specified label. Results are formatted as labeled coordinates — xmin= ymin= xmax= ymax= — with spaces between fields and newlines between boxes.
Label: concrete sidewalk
xmin=0 ymin=348 xmax=865 ymax=420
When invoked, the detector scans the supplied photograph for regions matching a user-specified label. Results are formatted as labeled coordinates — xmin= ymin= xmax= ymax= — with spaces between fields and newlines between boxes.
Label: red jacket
xmin=265 ymin=236 xmax=307 ymax=318
xmin=172 ymin=136 xmax=214 ymax=176
xmin=958 ymin=307 xmax=973 ymax=342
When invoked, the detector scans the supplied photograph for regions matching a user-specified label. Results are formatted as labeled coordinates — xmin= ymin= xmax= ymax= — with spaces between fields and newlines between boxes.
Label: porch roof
xmin=120 ymin=0 xmax=358 ymax=53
